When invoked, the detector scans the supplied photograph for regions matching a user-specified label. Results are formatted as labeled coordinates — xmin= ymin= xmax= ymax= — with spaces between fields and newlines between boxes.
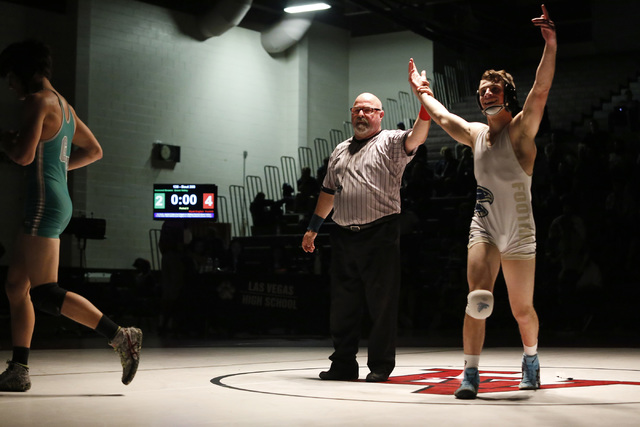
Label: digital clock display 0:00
xmin=170 ymin=193 xmax=198 ymax=205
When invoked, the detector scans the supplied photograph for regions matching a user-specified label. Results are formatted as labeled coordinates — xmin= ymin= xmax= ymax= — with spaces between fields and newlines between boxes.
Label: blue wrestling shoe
xmin=519 ymin=354 xmax=540 ymax=390
xmin=454 ymin=367 xmax=479 ymax=399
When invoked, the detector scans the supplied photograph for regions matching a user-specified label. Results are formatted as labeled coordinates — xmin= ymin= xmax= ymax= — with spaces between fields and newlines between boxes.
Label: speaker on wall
xmin=152 ymin=142 xmax=181 ymax=169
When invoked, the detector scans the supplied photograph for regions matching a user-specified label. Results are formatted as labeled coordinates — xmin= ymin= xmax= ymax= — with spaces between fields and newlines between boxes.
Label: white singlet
xmin=468 ymin=124 xmax=536 ymax=259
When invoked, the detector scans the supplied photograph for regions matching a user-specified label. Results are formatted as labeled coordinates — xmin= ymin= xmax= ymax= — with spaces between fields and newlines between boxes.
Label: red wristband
xmin=419 ymin=105 xmax=431 ymax=121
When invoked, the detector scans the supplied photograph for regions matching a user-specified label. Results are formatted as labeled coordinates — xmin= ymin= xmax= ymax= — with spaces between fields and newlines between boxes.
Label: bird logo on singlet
xmin=474 ymin=186 xmax=494 ymax=217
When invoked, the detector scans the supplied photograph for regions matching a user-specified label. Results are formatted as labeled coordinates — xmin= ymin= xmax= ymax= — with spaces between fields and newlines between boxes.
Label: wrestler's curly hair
xmin=480 ymin=69 xmax=516 ymax=89
xmin=0 ymin=39 xmax=52 ymax=93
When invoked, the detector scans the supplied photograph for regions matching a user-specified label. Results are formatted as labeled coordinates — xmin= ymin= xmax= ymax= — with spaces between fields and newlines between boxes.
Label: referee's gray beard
xmin=353 ymin=121 xmax=369 ymax=134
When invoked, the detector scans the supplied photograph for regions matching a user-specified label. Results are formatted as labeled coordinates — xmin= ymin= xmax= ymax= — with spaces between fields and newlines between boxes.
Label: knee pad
xmin=465 ymin=290 xmax=494 ymax=320
xmin=30 ymin=283 xmax=67 ymax=317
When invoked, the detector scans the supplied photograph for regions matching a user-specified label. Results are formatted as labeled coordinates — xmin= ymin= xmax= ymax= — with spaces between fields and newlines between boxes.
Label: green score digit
xmin=154 ymin=193 xmax=165 ymax=209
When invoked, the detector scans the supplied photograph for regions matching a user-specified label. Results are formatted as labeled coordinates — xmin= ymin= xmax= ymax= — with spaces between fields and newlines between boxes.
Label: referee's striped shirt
xmin=323 ymin=129 xmax=415 ymax=226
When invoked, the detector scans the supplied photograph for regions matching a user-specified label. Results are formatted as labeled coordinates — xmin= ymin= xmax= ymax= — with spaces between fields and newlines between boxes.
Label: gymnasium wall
xmin=0 ymin=0 xmax=434 ymax=268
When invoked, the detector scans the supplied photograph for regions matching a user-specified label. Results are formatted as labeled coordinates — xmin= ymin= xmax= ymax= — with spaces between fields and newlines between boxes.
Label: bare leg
xmin=6 ymin=234 xmax=105 ymax=345
xmin=462 ymin=315 xmax=486 ymax=355
xmin=454 ymin=243 xmax=502 ymax=399
xmin=5 ymin=279 xmax=34 ymax=349
xmin=502 ymin=258 xmax=538 ymax=347
xmin=5 ymin=235 xmax=60 ymax=348
xmin=60 ymin=292 xmax=103 ymax=329
xmin=463 ymin=243 xmax=502 ymax=356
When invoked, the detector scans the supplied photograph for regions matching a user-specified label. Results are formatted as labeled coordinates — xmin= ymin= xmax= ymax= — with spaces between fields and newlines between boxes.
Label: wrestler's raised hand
xmin=532 ymin=4 xmax=556 ymax=45
xmin=408 ymin=58 xmax=433 ymax=97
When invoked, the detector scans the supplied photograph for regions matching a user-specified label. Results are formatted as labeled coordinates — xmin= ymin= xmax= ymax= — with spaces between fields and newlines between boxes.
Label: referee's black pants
xmin=327 ymin=215 xmax=401 ymax=376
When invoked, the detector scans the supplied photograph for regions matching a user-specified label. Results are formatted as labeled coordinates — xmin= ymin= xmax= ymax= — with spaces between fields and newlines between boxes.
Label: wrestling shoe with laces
xmin=0 ymin=361 xmax=31 ymax=392
xmin=454 ymin=367 xmax=479 ymax=399
xmin=519 ymin=353 xmax=540 ymax=390
xmin=110 ymin=327 xmax=143 ymax=385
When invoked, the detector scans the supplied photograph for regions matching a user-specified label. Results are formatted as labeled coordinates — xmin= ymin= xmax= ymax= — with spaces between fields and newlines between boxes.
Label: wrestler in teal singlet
xmin=23 ymin=90 xmax=74 ymax=238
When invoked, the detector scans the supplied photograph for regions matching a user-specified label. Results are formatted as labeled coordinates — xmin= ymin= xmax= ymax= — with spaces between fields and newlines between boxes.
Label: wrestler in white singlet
xmin=468 ymin=124 xmax=536 ymax=260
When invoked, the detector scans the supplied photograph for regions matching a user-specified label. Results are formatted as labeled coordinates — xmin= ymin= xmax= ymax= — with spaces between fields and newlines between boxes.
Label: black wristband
xmin=307 ymin=214 xmax=324 ymax=233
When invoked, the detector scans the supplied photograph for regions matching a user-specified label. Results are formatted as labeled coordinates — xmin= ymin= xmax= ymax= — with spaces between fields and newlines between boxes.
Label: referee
xmin=302 ymin=89 xmax=432 ymax=382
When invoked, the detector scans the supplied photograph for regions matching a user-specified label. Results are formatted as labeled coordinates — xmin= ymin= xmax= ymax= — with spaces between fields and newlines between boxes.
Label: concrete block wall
xmin=78 ymin=0 xmax=308 ymax=268
xmin=306 ymin=22 xmax=349 ymax=154
xmin=349 ymin=31 xmax=434 ymax=122
xmin=0 ymin=0 xmax=435 ymax=269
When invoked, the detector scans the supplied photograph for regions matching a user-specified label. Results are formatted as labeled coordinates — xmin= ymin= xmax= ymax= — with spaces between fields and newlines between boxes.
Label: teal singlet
xmin=23 ymin=90 xmax=74 ymax=238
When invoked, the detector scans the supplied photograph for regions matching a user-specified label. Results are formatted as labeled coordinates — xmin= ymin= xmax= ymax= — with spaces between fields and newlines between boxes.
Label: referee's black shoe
xmin=319 ymin=369 xmax=358 ymax=381
xmin=365 ymin=372 xmax=389 ymax=382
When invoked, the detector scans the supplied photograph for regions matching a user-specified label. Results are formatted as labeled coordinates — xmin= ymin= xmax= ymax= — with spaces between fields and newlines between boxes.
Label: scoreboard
xmin=153 ymin=184 xmax=217 ymax=220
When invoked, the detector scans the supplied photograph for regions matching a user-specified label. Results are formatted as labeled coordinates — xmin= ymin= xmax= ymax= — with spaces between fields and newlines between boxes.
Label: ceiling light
xmin=284 ymin=3 xmax=331 ymax=14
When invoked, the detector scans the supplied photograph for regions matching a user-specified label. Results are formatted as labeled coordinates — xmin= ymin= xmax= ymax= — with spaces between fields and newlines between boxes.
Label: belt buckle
xmin=349 ymin=225 xmax=361 ymax=232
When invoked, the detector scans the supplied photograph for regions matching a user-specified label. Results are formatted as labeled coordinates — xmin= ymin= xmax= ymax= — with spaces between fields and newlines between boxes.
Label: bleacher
xmin=210 ymin=60 xmax=479 ymax=240
xmin=144 ymin=53 xmax=640 ymax=340
xmin=154 ymin=52 xmax=640 ymax=272
xmin=146 ymin=50 xmax=640 ymax=257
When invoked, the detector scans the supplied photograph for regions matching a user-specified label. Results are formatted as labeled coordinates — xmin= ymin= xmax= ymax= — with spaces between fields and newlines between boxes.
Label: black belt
xmin=341 ymin=214 xmax=397 ymax=232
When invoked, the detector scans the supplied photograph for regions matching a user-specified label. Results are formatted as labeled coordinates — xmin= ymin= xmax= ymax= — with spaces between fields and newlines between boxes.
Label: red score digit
xmin=203 ymin=193 xmax=214 ymax=209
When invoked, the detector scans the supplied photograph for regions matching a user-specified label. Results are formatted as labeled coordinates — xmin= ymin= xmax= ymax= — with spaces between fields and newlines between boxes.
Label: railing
xmin=329 ymin=129 xmax=344 ymax=148
xmin=220 ymin=61 xmax=478 ymax=238
xmin=313 ymin=137 xmax=332 ymax=173
xmin=264 ymin=165 xmax=281 ymax=201
xmin=229 ymin=184 xmax=249 ymax=237
xmin=298 ymin=146 xmax=314 ymax=177
xmin=281 ymin=155 xmax=298 ymax=192
xmin=217 ymin=195 xmax=228 ymax=224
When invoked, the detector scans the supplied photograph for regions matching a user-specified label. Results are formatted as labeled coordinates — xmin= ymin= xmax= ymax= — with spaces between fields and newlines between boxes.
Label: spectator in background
xmin=609 ymin=89 xmax=640 ymax=133
xmin=189 ymin=224 xmax=229 ymax=272
xmin=433 ymin=146 xmax=458 ymax=196
xmin=623 ymin=89 xmax=640 ymax=132
xmin=316 ymin=157 xmax=329 ymax=186
xmin=608 ymin=137 xmax=633 ymax=182
xmin=546 ymin=194 xmax=602 ymax=331
xmin=278 ymin=183 xmax=296 ymax=213
xmin=295 ymin=166 xmax=320 ymax=215
xmin=158 ymin=220 xmax=195 ymax=335
xmin=545 ymin=130 xmax=577 ymax=197
xmin=455 ymin=145 xmax=475 ymax=197
xmin=132 ymin=258 xmax=156 ymax=298
xmin=582 ymin=118 xmax=611 ymax=157
xmin=250 ymin=192 xmax=282 ymax=228
xmin=546 ymin=195 xmax=589 ymax=290
xmin=537 ymin=105 xmax=551 ymax=137
xmin=401 ymin=144 xmax=433 ymax=231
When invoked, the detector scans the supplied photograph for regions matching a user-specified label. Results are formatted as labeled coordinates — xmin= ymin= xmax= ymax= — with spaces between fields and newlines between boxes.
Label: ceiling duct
xmin=198 ymin=0 xmax=253 ymax=38
xmin=260 ymin=16 xmax=313 ymax=54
